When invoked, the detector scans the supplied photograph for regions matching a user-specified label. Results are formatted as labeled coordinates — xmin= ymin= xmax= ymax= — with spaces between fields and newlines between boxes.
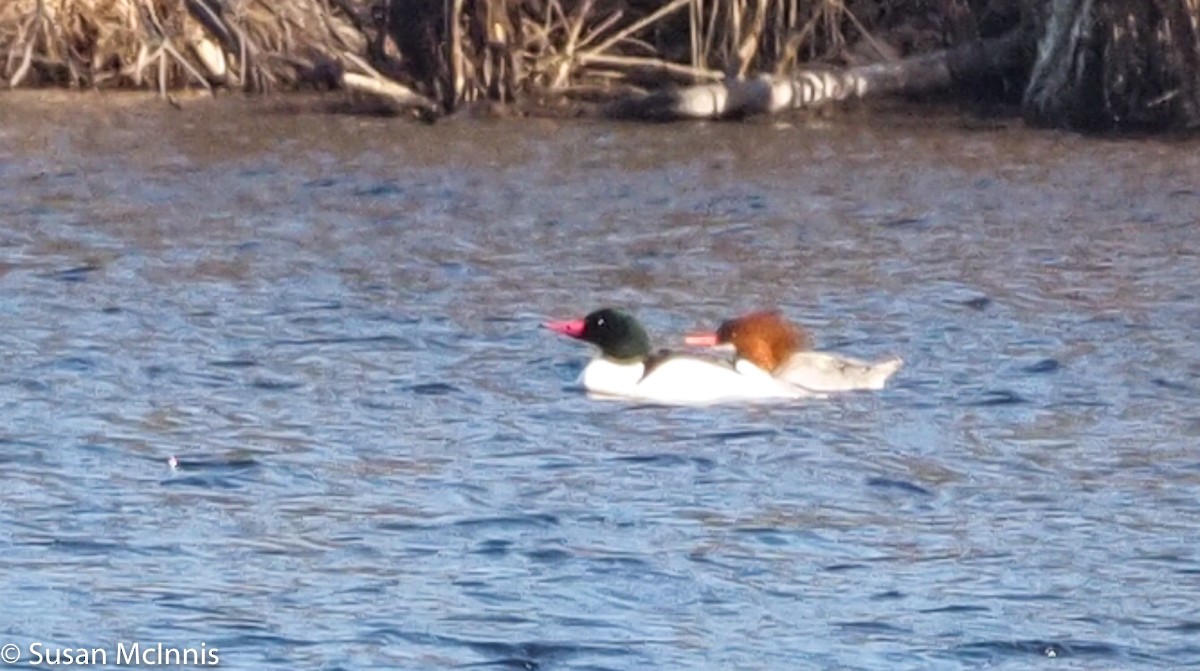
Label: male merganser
xmin=685 ymin=310 xmax=902 ymax=392
xmin=544 ymin=308 xmax=805 ymax=404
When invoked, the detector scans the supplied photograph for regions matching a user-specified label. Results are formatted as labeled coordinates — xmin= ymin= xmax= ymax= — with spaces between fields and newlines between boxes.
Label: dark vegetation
xmin=1 ymin=0 xmax=1196 ymax=132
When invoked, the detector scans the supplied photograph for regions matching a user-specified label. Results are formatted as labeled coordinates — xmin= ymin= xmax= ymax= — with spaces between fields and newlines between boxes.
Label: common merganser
xmin=685 ymin=310 xmax=903 ymax=392
xmin=544 ymin=308 xmax=805 ymax=404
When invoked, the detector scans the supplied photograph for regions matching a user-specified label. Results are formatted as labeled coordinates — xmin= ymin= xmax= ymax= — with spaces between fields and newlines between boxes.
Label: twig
xmin=574 ymin=9 xmax=623 ymax=51
xmin=9 ymin=0 xmax=45 ymax=87
xmin=579 ymin=52 xmax=724 ymax=81
xmin=161 ymin=38 xmax=214 ymax=91
xmin=449 ymin=0 xmax=464 ymax=104
xmin=587 ymin=0 xmax=692 ymax=57
xmin=551 ymin=0 xmax=592 ymax=87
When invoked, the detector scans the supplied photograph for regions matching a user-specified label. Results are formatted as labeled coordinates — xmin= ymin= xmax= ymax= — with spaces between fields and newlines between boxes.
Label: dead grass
xmin=1 ymin=0 xmax=368 ymax=93
xmin=378 ymin=0 xmax=876 ymax=109
xmin=2 ymin=0 xmax=985 ymax=110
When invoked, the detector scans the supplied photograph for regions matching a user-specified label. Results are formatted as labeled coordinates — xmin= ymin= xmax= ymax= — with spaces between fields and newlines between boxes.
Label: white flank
xmin=774 ymin=351 xmax=904 ymax=392
xmin=580 ymin=356 xmax=807 ymax=405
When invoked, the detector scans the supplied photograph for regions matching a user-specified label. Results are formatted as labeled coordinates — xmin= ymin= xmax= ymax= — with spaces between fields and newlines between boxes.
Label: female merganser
xmin=685 ymin=310 xmax=902 ymax=392
xmin=545 ymin=308 xmax=805 ymax=404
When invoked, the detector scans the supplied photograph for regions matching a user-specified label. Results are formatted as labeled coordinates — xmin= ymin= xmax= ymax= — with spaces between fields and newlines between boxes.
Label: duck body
xmin=767 ymin=350 xmax=902 ymax=391
xmin=687 ymin=310 xmax=902 ymax=393
xmin=547 ymin=308 xmax=805 ymax=405
xmin=579 ymin=354 xmax=802 ymax=403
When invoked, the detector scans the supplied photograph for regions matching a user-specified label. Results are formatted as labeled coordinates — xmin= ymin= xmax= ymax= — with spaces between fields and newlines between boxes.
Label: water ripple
xmin=0 ymin=103 xmax=1198 ymax=670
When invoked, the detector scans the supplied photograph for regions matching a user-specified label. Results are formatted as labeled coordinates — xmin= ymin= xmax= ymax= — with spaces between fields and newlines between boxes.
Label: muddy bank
xmin=0 ymin=1 xmax=1021 ymax=104
xmin=2 ymin=0 xmax=1198 ymax=132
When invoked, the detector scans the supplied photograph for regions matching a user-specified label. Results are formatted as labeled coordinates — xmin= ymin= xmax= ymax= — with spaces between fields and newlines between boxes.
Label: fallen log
xmin=603 ymin=30 xmax=1031 ymax=121
xmin=298 ymin=51 xmax=440 ymax=119
xmin=338 ymin=55 xmax=440 ymax=120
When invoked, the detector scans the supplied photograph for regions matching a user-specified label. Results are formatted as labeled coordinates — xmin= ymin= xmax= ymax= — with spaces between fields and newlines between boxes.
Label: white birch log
xmin=604 ymin=31 xmax=1028 ymax=121
xmin=340 ymin=72 xmax=440 ymax=119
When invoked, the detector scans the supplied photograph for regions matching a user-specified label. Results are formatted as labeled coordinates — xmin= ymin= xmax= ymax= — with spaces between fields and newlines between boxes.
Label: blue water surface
xmin=1 ymin=98 xmax=1199 ymax=670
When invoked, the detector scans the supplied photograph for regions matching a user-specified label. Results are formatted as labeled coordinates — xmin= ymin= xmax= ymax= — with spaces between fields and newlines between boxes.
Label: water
xmin=2 ymin=93 xmax=1199 ymax=670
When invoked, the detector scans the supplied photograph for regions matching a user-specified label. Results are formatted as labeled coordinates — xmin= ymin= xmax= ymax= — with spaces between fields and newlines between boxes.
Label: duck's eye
xmin=596 ymin=318 xmax=605 ymax=326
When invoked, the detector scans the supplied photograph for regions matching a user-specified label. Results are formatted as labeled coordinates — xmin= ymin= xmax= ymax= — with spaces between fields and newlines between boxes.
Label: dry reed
xmin=1 ymin=0 xmax=370 ymax=93
xmin=375 ymin=0 xmax=881 ymax=110
xmin=2 ymin=0 xmax=989 ymax=113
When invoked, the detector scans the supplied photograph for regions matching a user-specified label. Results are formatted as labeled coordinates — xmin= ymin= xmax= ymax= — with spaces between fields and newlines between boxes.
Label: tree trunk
xmin=1023 ymin=0 xmax=1200 ymax=132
